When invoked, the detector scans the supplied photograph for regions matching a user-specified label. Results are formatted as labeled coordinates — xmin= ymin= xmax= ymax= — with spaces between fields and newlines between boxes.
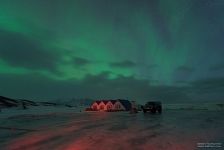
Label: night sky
xmin=0 ymin=0 xmax=224 ymax=103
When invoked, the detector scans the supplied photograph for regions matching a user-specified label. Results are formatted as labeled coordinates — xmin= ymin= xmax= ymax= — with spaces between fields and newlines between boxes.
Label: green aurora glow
xmin=0 ymin=0 xmax=224 ymax=101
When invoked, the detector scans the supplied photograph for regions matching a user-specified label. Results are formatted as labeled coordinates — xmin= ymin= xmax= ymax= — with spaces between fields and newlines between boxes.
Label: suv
xmin=142 ymin=101 xmax=162 ymax=114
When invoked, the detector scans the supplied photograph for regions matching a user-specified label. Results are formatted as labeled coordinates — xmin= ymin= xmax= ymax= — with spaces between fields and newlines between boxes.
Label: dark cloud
xmin=190 ymin=77 xmax=224 ymax=89
xmin=209 ymin=64 xmax=224 ymax=71
xmin=72 ymin=57 xmax=91 ymax=67
xmin=1 ymin=72 xmax=223 ymax=103
xmin=0 ymin=73 xmax=79 ymax=101
xmin=0 ymin=72 xmax=189 ymax=103
xmin=176 ymin=66 xmax=195 ymax=73
xmin=187 ymin=77 xmax=224 ymax=101
xmin=110 ymin=60 xmax=136 ymax=68
xmin=147 ymin=64 xmax=158 ymax=69
xmin=0 ymin=29 xmax=62 ymax=73
xmin=174 ymin=80 xmax=190 ymax=86
xmin=173 ymin=66 xmax=194 ymax=82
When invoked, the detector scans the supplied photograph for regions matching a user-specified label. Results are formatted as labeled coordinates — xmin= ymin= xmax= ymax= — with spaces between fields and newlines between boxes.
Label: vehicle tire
xmin=158 ymin=106 xmax=162 ymax=114
xmin=151 ymin=109 xmax=156 ymax=113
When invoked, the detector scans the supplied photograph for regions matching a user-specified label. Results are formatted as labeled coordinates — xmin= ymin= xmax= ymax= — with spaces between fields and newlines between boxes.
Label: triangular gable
xmin=110 ymin=100 xmax=117 ymax=104
xmin=118 ymin=100 xmax=131 ymax=110
xmin=103 ymin=100 xmax=109 ymax=105
xmin=95 ymin=100 xmax=101 ymax=105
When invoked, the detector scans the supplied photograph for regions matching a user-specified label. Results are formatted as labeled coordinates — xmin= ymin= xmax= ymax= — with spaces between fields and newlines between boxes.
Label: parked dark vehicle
xmin=142 ymin=101 xmax=162 ymax=114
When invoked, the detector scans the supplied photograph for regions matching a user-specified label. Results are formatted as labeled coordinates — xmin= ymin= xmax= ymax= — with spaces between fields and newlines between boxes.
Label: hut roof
xmin=118 ymin=99 xmax=132 ymax=110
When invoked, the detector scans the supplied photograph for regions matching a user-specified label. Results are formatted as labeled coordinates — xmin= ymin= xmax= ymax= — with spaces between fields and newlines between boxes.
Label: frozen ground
xmin=0 ymin=109 xmax=224 ymax=150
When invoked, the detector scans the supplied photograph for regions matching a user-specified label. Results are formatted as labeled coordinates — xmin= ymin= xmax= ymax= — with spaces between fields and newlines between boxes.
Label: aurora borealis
xmin=0 ymin=0 xmax=224 ymax=102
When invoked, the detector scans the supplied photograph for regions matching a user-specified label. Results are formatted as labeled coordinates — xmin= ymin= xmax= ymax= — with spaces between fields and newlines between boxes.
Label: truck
xmin=142 ymin=101 xmax=162 ymax=114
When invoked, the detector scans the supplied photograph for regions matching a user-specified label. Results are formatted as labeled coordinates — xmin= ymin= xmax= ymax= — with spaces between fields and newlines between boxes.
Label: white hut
xmin=89 ymin=99 xmax=131 ymax=111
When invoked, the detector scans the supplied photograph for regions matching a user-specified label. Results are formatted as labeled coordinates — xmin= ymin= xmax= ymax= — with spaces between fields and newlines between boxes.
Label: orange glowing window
xmin=100 ymin=105 xmax=104 ymax=110
xmin=93 ymin=105 xmax=97 ymax=110
xmin=107 ymin=105 xmax=112 ymax=110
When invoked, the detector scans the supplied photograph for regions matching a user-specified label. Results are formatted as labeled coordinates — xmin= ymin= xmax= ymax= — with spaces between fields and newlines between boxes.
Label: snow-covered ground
xmin=0 ymin=106 xmax=84 ymax=118
xmin=0 ymin=107 xmax=224 ymax=150
xmin=163 ymin=103 xmax=224 ymax=110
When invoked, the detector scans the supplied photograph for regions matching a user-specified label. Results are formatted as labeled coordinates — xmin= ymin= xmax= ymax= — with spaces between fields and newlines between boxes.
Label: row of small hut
xmin=86 ymin=99 xmax=135 ymax=111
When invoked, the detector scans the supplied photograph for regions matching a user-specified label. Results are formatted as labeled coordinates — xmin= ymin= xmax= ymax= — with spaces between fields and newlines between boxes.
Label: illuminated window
xmin=100 ymin=105 xmax=104 ymax=110
xmin=93 ymin=105 xmax=97 ymax=110
xmin=107 ymin=105 xmax=112 ymax=110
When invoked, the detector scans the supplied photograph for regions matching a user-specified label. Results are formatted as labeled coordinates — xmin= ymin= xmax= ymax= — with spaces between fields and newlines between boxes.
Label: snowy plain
xmin=0 ymin=106 xmax=223 ymax=150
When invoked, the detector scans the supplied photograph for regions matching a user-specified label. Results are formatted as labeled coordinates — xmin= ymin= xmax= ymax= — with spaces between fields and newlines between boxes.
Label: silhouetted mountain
xmin=0 ymin=96 xmax=55 ymax=108
xmin=38 ymin=102 xmax=58 ymax=106
xmin=0 ymin=96 xmax=19 ymax=108
xmin=19 ymin=99 xmax=39 ymax=106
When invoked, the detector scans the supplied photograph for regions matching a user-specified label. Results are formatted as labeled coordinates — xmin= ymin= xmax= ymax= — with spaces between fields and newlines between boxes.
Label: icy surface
xmin=0 ymin=109 xmax=224 ymax=150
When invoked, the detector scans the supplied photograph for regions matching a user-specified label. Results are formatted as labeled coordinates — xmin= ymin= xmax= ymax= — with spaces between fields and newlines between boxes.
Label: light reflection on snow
xmin=2 ymin=110 xmax=224 ymax=150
